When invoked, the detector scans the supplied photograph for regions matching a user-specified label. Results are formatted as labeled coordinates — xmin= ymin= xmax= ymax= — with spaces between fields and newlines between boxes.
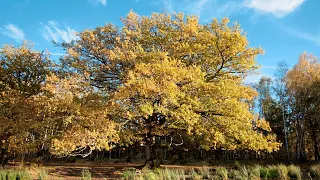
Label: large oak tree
xmin=59 ymin=11 xmax=280 ymax=165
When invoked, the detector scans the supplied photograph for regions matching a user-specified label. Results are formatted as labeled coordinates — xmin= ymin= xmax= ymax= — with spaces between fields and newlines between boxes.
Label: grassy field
xmin=1 ymin=160 xmax=319 ymax=179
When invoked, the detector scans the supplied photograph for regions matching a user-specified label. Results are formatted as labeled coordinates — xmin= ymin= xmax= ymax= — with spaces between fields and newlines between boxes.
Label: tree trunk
xmin=143 ymin=114 xmax=160 ymax=169
xmin=145 ymin=144 xmax=150 ymax=161
xmin=164 ymin=136 xmax=167 ymax=160
xmin=312 ymin=127 xmax=319 ymax=160
xmin=299 ymin=130 xmax=306 ymax=161
xmin=143 ymin=144 xmax=159 ymax=169
xmin=296 ymin=116 xmax=304 ymax=161
xmin=282 ymin=105 xmax=290 ymax=161
xmin=143 ymin=138 xmax=160 ymax=169
xmin=126 ymin=146 xmax=131 ymax=162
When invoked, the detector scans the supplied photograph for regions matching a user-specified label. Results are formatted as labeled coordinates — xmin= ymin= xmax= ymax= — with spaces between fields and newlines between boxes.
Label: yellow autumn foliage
xmin=0 ymin=43 xmax=119 ymax=157
xmin=62 ymin=11 xmax=280 ymax=152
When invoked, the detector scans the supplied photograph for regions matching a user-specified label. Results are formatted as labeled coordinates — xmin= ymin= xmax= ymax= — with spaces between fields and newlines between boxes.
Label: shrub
xmin=81 ymin=169 xmax=92 ymax=180
xmin=259 ymin=167 xmax=268 ymax=179
xmin=277 ymin=164 xmax=288 ymax=180
xmin=123 ymin=168 xmax=136 ymax=180
xmin=249 ymin=166 xmax=260 ymax=180
xmin=162 ymin=168 xmax=184 ymax=180
xmin=267 ymin=166 xmax=280 ymax=179
xmin=199 ymin=166 xmax=211 ymax=179
xmin=176 ymin=169 xmax=186 ymax=180
xmin=234 ymin=161 xmax=241 ymax=170
xmin=143 ymin=170 xmax=158 ymax=180
xmin=189 ymin=169 xmax=201 ymax=180
xmin=309 ymin=167 xmax=318 ymax=179
xmin=211 ymin=175 xmax=220 ymax=179
xmin=228 ymin=170 xmax=243 ymax=180
xmin=193 ymin=174 xmax=203 ymax=180
xmin=216 ymin=167 xmax=228 ymax=180
xmin=19 ymin=170 xmax=33 ymax=179
xmin=240 ymin=166 xmax=249 ymax=179
xmin=0 ymin=171 xmax=6 ymax=180
xmin=287 ymin=165 xmax=301 ymax=180
xmin=0 ymin=169 xmax=33 ymax=180
xmin=7 ymin=170 xmax=18 ymax=180
xmin=154 ymin=168 xmax=164 ymax=180
xmin=309 ymin=165 xmax=320 ymax=179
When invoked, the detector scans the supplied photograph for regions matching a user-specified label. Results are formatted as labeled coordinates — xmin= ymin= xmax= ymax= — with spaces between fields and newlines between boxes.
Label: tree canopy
xmin=59 ymin=11 xmax=280 ymax=161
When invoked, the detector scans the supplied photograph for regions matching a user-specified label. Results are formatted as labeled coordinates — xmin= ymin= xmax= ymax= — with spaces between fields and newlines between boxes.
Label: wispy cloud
xmin=154 ymin=0 xmax=242 ymax=19
xmin=0 ymin=24 xmax=25 ymax=42
xmin=244 ymin=72 xmax=275 ymax=84
xmin=244 ymin=0 xmax=306 ymax=17
xmin=41 ymin=21 xmax=78 ymax=43
xmin=162 ymin=0 xmax=174 ymax=12
xmin=289 ymin=30 xmax=320 ymax=47
xmin=89 ymin=0 xmax=107 ymax=6
xmin=244 ymin=64 xmax=285 ymax=83
xmin=280 ymin=24 xmax=320 ymax=47
xmin=156 ymin=0 xmax=305 ymax=20
xmin=211 ymin=1 xmax=242 ymax=19
xmin=192 ymin=0 xmax=209 ymax=16
xmin=262 ymin=65 xmax=278 ymax=69
xmin=244 ymin=74 xmax=263 ymax=83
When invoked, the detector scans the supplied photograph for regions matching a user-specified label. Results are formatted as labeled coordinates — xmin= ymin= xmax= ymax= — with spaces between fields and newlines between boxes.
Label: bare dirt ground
xmin=42 ymin=162 xmax=219 ymax=179
xmin=36 ymin=162 xmax=139 ymax=179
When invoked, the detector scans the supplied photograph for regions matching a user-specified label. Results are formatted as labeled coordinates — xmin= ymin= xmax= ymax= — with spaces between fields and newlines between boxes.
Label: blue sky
xmin=1 ymin=0 xmax=319 ymax=82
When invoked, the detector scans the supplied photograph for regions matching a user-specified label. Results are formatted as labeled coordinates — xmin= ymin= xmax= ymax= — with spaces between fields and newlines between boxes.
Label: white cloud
xmin=0 ymin=24 xmax=25 ymax=42
xmin=97 ymin=0 xmax=107 ymax=5
xmin=244 ymin=0 xmax=306 ymax=17
xmin=89 ymin=0 xmax=107 ymax=6
xmin=41 ymin=21 xmax=78 ymax=43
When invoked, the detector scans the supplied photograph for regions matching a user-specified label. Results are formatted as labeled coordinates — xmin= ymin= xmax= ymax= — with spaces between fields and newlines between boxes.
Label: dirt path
xmin=42 ymin=162 xmax=140 ymax=179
